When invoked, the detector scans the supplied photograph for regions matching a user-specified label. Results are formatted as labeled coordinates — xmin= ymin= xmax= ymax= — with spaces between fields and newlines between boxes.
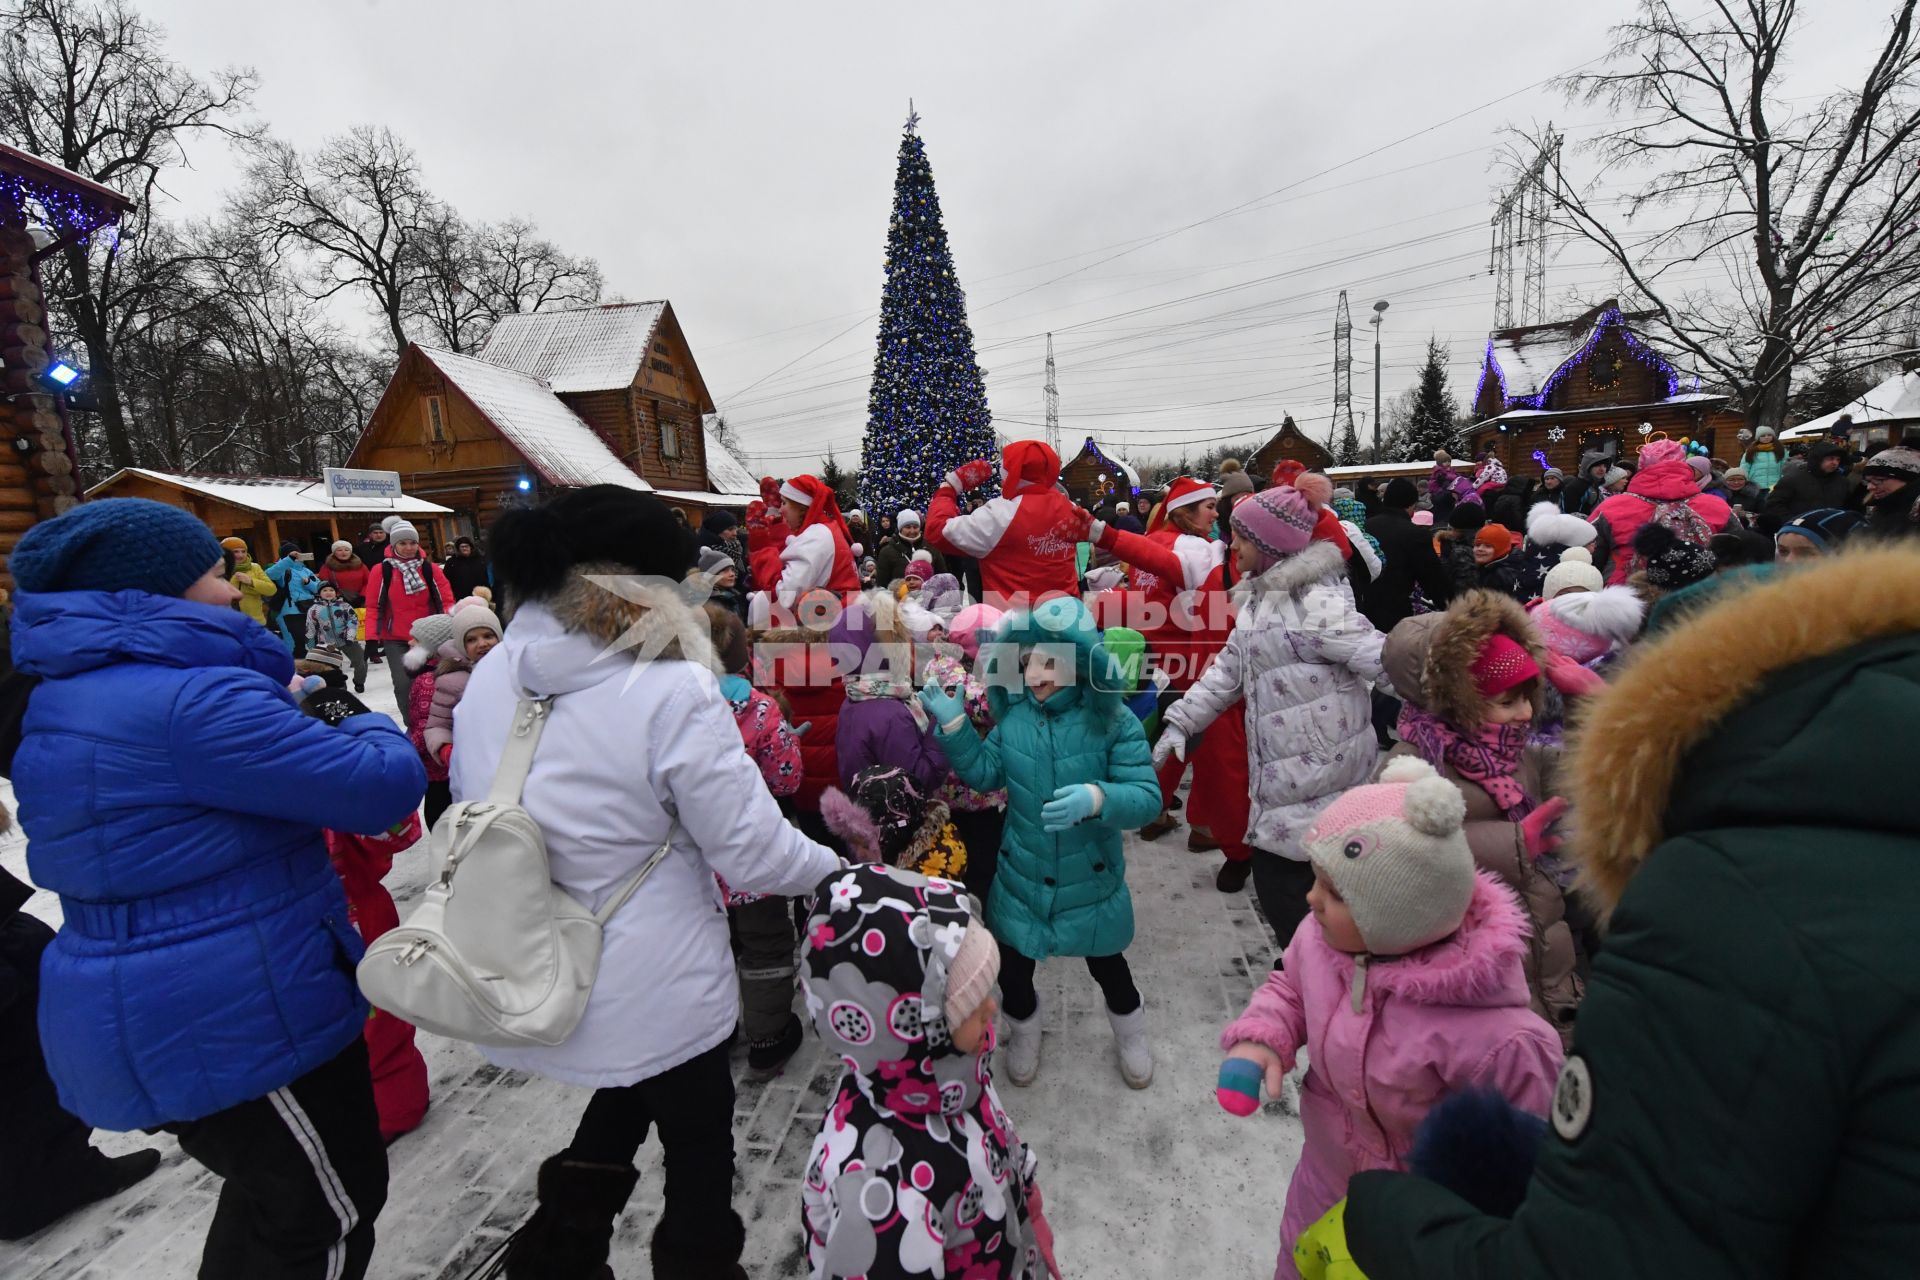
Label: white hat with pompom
xmin=1301 ymin=757 xmax=1476 ymax=955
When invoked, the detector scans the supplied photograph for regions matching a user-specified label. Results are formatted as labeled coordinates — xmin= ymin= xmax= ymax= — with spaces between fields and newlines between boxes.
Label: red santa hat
xmin=1163 ymin=475 xmax=1217 ymax=513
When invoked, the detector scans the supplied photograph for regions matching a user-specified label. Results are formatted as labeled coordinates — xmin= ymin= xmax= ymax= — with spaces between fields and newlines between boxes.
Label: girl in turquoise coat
xmin=919 ymin=596 xmax=1162 ymax=1091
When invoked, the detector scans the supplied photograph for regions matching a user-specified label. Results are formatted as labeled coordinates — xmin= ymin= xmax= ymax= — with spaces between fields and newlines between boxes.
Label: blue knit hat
xmin=1776 ymin=507 xmax=1862 ymax=552
xmin=10 ymin=498 xmax=223 ymax=597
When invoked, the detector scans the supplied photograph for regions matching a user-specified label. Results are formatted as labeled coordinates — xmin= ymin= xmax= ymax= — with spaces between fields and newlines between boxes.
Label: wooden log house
xmin=1060 ymin=437 xmax=1142 ymax=508
xmin=1247 ymin=417 xmax=1334 ymax=481
xmin=0 ymin=144 xmax=131 ymax=587
xmin=1464 ymin=301 xmax=1747 ymax=477
xmin=349 ymin=301 xmax=759 ymax=535
xmin=85 ymin=468 xmax=453 ymax=560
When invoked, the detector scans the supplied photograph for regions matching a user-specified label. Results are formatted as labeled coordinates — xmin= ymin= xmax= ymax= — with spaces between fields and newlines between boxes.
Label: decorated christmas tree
xmin=859 ymin=111 xmax=997 ymax=520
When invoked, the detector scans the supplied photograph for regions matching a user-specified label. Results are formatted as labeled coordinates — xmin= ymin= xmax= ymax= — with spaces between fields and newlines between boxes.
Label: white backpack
xmin=357 ymin=695 xmax=671 ymax=1048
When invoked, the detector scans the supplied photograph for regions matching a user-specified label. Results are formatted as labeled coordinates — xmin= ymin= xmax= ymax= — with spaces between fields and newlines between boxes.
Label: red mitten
xmin=1520 ymin=796 xmax=1570 ymax=863
xmin=759 ymin=475 xmax=782 ymax=506
xmin=1060 ymin=504 xmax=1093 ymax=545
xmin=947 ymin=458 xmax=997 ymax=493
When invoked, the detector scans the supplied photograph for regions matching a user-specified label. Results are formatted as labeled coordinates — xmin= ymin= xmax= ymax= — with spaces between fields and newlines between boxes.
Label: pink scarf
xmin=1396 ymin=703 xmax=1535 ymax=819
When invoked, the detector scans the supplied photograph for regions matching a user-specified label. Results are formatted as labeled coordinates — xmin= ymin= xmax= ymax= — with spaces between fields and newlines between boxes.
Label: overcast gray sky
xmin=140 ymin=0 xmax=1896 ymax=475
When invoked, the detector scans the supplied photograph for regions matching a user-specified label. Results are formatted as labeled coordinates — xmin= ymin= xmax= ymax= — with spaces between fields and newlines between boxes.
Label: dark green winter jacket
xmin=1346 ymin=546 xmax=1920 ymax=1279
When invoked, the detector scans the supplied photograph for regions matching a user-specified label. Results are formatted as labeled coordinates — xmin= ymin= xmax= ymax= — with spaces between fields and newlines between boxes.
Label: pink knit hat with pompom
xmin=1294 ymin=471 xmax=1334 ymax=510
xmin=1230 ymin=485 xmax=1315 ymax=572
xmin=1640 ymin=437 xmax=1686 ymax=467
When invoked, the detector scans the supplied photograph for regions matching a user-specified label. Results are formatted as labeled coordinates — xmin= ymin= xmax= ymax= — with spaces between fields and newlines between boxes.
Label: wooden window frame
xmin=423 ymin=395 xmax=448 ymax=444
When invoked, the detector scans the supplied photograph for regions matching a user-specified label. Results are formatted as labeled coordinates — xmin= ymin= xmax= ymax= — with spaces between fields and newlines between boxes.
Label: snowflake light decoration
xmin=1547 ymin=426 xmax=1566 ymax=443
xmin=1638 ymin=422 xmax=1654 ymax=436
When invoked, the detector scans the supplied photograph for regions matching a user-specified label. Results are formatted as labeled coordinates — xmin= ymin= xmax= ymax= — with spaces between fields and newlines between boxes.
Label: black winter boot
xmin=503 ymin=1155 xmax=639 ymax=1280
xmin=649 ymin=1207 xmax=748 ymax=1280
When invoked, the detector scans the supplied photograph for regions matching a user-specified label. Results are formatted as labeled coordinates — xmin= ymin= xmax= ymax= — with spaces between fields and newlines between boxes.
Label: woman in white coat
xmin=1153 ymin=485 xmax=1386 ymax=951
xmin=454 ymin=485 xmax=842 ymax=1280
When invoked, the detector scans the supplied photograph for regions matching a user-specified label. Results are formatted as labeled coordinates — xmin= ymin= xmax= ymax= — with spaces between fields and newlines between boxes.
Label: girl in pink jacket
xmin=1220 ymin=757 xmax=1562 ymax=1280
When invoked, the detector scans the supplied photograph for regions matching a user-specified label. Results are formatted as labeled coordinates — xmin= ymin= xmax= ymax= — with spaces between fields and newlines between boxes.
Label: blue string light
xmin=1475 ymin=307 xmax=1681 ymax=413
xmin=0 ymin=171 xmax=123 ymax=243
xmin=858 ymin=117 xmax=998 ymax=519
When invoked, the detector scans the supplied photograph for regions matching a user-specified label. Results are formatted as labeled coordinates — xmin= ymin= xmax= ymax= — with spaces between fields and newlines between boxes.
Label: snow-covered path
xmin=1 ymin=680 xmax=1300 ymax=1279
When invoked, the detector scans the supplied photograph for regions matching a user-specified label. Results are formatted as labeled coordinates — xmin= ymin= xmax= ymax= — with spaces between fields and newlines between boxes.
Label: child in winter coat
xmin=404 ymin=613 xmax=459 ymax=827
xmin=919 ymin=596 xmax=1162 ymax=1090
xmin=1221 ymin=758 xmax=1562 ymax=1280
xmin=822 ymin=765 xmax=969 ymax=881
xmin=706 ymin=603 xmax=809 ymax=1077
xmin=1157 ymin=486 xmax=1386 ymax=948
xmin=421 ymin=602 xmax=500 ymax=770
xmin=1512 ymin=503 xmax=1598 ymax=601
xmin=829 ymin=591 xmax=949 ymax=794
xmin=1470 ymin=525 xmax=1524 ymax=598
xmin=324 ymin=813 xmax=430 ymax=1142
xmin=924 ymin=603 xmax=1008 ymax=906
xmin=1380 ymin=591 xmax=1582 ymax=1044
xmin=305 ymin=581 xmax=367 ymax=692
xmin=801 ymin=863 xmax=1056 ymax=1280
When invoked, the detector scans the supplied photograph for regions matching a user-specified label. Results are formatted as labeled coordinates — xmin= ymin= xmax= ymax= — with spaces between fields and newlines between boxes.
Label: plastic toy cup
xmin=1217 ymin=1056 xmax=1264 ymax=1117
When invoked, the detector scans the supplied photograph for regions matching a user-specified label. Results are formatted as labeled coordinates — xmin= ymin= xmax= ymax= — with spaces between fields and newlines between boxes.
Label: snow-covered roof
xmin=1324 ymin=460 xmax=1469 ymax=479
xmin=1781 ymin=370 xmax=1920 ymax=440
xmin=702 ymin=415 xmax=761 ymax=499
xmin=653 ymin=488 xmax=753 ymax=508
xmin=478 ymin=302 xmax=668 ymax=394
xmin=1474 ymin=390 xmax=1730 ymax=427
xmin=89 ymin=469 xmax=452 ymax=515
xmin=1474 ymin=322 xmax=1582 ymax=397
xmin=420 ymin=347 xmax=651 ymax=492
xmin=1478 ymin=303 xmax=1685 ymax=410
xmin=1071 ymin=438 xmax=1142 ymax=489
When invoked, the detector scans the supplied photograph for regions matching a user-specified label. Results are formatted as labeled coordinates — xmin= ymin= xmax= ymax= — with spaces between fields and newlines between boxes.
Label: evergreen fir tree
xmin=858 ymin=112 xmax=996 ymax=519
xmin=1402 ymin=337 xmax=1460 ymax=461
xmin=1335 ymin=418 xmax=1363 ymax=466
xmin=820 ymin=450 xmax=858 ymax=510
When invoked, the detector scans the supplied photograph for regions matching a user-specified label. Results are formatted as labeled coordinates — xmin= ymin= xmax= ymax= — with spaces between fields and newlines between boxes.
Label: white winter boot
xmin=1106 ymin=1006 xmax=1154 ymax=1089
xmin=1002 ymin=1009 xmax=1043 ymax=1087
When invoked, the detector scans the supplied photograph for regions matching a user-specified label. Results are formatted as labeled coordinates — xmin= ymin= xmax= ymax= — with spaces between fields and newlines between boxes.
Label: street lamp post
xmin=1370 ymin=300 xmax=1390 ymax=460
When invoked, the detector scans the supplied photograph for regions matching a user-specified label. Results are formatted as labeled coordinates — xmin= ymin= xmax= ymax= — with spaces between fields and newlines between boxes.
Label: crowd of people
xmin=0 ymin=417 xmax=1914 ymax=1280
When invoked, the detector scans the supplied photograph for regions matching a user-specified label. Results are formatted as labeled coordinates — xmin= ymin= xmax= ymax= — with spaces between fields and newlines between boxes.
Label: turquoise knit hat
xmin=10 ymin=498 xmax=223 ymax=597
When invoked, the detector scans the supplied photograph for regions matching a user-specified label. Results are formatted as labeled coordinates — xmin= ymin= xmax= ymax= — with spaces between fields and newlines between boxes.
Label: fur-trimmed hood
xmin=1232 ymin=538 xmax=1346 ymax=608
xmin=503 ymin=562 xmax=713 ymax=698
xmin=1382 ymin=590 xmax=1549 ymax=731
xmin=1572 ymin=547 xmax=1920 ymax=912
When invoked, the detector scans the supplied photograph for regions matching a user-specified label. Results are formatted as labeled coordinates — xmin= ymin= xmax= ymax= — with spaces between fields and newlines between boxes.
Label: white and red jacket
xmin=1092 ymin=520 xmax=1225 ymax=690
xmin=925 ymin=440 xmax=1084 ymax=607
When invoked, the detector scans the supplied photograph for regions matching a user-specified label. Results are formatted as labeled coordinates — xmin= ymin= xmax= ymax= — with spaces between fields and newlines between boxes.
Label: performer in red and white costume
xmin=768 ymin=474 xmax=860 ymax=610
xmin=1089 ymin=475 xmax=1228 ymax=841
xmin=925 ymin=439 xmax=1089 ymax=607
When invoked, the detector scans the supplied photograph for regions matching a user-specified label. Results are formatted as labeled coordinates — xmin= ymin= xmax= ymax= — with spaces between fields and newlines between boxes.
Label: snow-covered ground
xmin=1 ymin=677 xmax=1300 ymax=1279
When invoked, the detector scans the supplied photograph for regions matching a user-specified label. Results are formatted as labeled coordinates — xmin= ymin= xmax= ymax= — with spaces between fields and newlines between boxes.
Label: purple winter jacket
xmin=828 ymin=599 xmax=949 ymax=794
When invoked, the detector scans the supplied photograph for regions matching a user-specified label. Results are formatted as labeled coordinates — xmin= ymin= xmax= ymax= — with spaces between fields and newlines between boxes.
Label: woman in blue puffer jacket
xmin=8 ymin=498 xmax=426 ymax=1280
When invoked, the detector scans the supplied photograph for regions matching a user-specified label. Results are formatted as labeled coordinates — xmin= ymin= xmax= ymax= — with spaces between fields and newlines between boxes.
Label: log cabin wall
xmin=1247 ymin=424 xmax=1334 ymax=481
xmin=620 ymin=307 xmax=715 ymax=493
xmin=352 ymin=350 xmax=533 ymax=536
xmin=1468 ymin=403 xmax=1748 ymax=477
xmin=0 ymin=217 xmax=80 ymax=587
